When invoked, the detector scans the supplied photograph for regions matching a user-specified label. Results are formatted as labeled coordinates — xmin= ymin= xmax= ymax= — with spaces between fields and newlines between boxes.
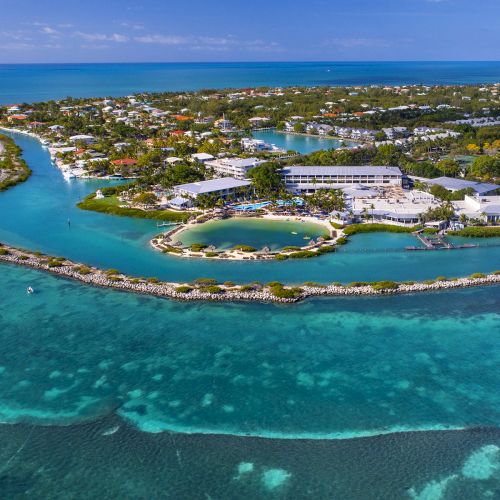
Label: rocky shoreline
xmin=1 ymin=242 xmax=499 ymax=304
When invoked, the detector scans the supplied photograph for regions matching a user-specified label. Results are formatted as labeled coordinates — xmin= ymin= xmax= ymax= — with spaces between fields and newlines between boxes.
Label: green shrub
xmin=47 ymin=258 xmax=63 ymax=268
xmin=106 ymin=268 xmax=120 ymax=276
xmin=162 ymin=246 xmax=183 ymax=254
xmin=493 ymin=270 xmax=500 ymax=275
xmin=267 ymin=281 xmax=283 ymax=287
xmin=287 ymin=250 xmax=317 ymax=259
xmin=371 ymin=281 xmax=399 ymax=291
xmin=316 ymin=245 xmax=336 ymax=254
xmin=233 ymin=244 xmax=257 ymax=252
xmin=205 ymin=252 xmax=218 ymax=257
xmin=336 ymin=237 xmax=348 ymax=245
xmin=348 ymin=281 xmax=369 ymax=287
xmin=269 ymin=284 xmax=303 ymax=299
xmin=423 ymin=280 xmax=436 ymax=285
xmin=0 ymin=248 xmax=9 ymax=255
xmin=330 ymin=221 xmax=345 ymax=230
xmin=469 ymin=273 xmax=486 ymax=279
xmin=190 ymin=243 xmax=207 ymax=252
xmin=303 ymin=282 xmax=327 ymax=288
xmin=343 ymin=223 xmax=419 ymax=236
xmin=175 ymin=285 xmax=193 ymax=293
xmin=448 ymin=227 xmax=500 ymax=238
xmin=275 ymin=253 xmax=289 ymax=260
xmin=239 ymin=284 xmax=256 ymax=292
xmin=281 ymin=246 xmax=302 ymax=252
xmin=435 ymin=276 xmax=447 ymax=281
xmin=223 ymin=281 xmax=235 ymax=287
xmin=147 ymin=277 xmax=160 ymax=283
xmin=76 ymin=265 xmax=92 ymax=275
xmin=203 ymin=285 xmax=223 ymax=294
xmin=193 ymin=278 xmax=218 ymax=285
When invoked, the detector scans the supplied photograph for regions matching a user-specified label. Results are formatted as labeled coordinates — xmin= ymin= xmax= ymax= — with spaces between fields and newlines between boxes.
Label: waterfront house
xmin=205 ymin=157 xmax=264 ymax=180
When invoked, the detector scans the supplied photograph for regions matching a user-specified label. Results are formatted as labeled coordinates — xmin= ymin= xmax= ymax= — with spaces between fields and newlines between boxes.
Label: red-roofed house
xmin=111 ymin=158 xmax=137 ymax=167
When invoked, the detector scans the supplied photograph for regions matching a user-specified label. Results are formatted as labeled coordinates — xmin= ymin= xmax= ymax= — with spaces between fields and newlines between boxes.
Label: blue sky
xmin=0 ymin=0 xmax=498 ymax=63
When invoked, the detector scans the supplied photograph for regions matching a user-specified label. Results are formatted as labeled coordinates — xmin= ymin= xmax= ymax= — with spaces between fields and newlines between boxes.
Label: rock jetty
xmin=1 ymin=242 xmax=499 ymax=304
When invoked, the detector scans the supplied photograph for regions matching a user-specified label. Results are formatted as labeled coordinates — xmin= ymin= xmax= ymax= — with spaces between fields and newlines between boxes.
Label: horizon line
xmin=1 ymin=59 xmax=500 ymax=66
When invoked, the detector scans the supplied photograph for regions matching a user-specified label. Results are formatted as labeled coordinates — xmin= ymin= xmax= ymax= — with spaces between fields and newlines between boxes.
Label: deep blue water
xmin=1 ymin=61 xmax=500 ymax=103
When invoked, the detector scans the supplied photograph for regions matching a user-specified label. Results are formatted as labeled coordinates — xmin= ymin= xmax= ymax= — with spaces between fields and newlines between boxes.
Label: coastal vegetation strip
xmin=0 ymin=133 xmax=31 ymax=191
xmin=1 ymin=242 xmax=499 ymax=304
xmin=77 ymin=185 xmax=193 ymax=223
xmin=448 ymin=226 xmax=500 ymax=237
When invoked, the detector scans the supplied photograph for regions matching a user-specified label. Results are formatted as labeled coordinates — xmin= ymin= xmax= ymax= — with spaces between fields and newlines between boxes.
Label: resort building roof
xmin=424 ymin=177 xmax=499 ymax=195
xmin=173 ymin=177 xmax=251 ymax=196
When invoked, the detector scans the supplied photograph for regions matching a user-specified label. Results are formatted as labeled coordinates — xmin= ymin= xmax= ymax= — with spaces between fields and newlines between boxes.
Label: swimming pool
xmin=234 ymin=199 xmax=304 ymax=211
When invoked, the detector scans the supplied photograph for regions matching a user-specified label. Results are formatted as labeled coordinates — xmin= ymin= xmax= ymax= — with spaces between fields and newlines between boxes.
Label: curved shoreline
xmin=151 ymin=214 xmax=339 ymax=261
xmin=1 ymin=242 xmax=499 ymax=303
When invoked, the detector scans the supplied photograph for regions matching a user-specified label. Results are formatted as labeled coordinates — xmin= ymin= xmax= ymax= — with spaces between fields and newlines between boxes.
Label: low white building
xmin=205 ymin=157 xmax=264 ymax=180
xmin=453 ymin=195 xmax=500 ymax=224
xmin=173 ymin=177 xmax=252 ymax=200
xmin=69 ymin=134 xmax=97 ymax=145
xmin=191 ymin=152 xmax=215 ymax=163
xmin=281 ymin=166 xmax=403 ymax=194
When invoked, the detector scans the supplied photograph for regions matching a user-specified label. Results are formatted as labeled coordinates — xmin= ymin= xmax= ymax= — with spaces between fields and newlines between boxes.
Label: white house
xmin=205 ymin=157 xmax=264 ymax=180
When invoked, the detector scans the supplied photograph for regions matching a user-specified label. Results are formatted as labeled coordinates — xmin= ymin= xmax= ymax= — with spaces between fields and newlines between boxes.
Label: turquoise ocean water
xmin=252 ymin=129 xmax=358 ymax=154
xmin=0 ymin=62 xmax=500 ymax=497
xmin=1 ymin=61 xmax=500 ymax=104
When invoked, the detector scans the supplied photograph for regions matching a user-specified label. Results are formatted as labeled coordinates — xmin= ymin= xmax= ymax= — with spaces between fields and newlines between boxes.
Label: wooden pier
xmin=406 ymin=231 xmax=478 ymax=251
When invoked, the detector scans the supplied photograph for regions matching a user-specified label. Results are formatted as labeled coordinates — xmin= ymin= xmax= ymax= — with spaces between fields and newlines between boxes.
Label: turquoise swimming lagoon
xmin=172 ymin=218 xmax=328 ymax=251
xmin=0 ymin=132 xmax=499 ymax=284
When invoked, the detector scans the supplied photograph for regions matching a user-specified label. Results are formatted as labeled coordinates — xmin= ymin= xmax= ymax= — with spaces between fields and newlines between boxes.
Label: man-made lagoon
xmin=1 ymin=132 xmax=498 ymax=285
xmin=172 ymin=218 xmax=329 ymax=251
xmin=252 ymin=129 xmax=357 ymax=154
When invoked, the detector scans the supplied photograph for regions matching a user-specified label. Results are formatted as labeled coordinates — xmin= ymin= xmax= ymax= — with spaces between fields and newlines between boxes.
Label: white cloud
xmin=134 ymin=34 xmax=189 ymax=45
xmin=134 ymin=33 xmax=282 ymax=52
xmin=41 ymin=26 xmax=60 ymax=35
xmin=324 ymin=37 xmax=394 ymax=49
xmin=75 ymin=32 xmax=128 ymax=43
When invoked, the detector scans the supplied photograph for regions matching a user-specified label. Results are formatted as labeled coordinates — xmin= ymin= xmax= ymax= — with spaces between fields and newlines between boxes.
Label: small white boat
xmin=62 ymin=170 xmax=76 ymax=180
xmin=291 ymin=231 xmax=298 ymax=235
xmin=27 ymin=286 xmax=34 ymax=294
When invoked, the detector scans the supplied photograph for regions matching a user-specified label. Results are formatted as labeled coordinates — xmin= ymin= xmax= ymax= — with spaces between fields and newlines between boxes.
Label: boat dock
xmin=406 ymin=231 xmax=478 ymax=251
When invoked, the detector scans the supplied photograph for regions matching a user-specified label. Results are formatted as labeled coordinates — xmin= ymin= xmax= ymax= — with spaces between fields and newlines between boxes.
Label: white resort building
xmin=173 ymin=177 xmax=252 ymax=203
xmin=453 ymin=195 xmax=500 ymax=224
xmin=281 ymin=166 xmax=403 ymax=194
xmin=205 ymin=157 xmax=264 ymax=180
